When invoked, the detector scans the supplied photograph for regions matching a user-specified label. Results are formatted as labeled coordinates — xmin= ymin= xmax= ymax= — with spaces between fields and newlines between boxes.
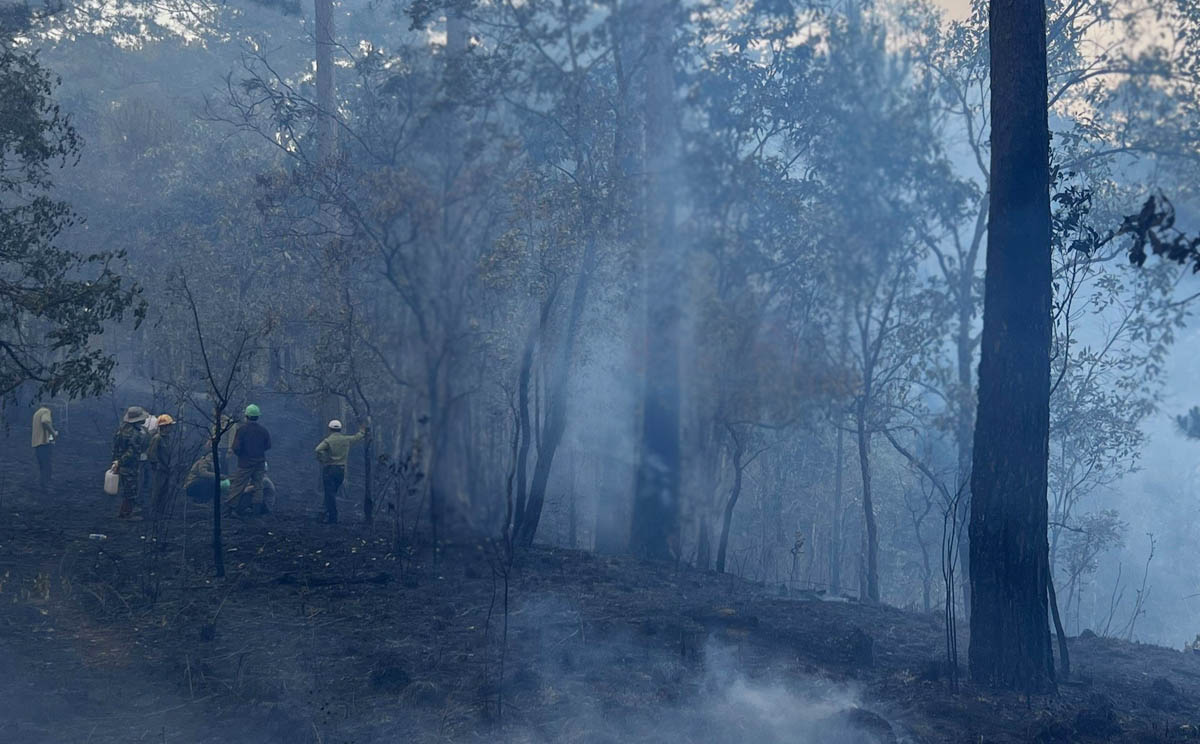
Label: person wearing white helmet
xmin=314 ymin=418 xmax=369 ymax=524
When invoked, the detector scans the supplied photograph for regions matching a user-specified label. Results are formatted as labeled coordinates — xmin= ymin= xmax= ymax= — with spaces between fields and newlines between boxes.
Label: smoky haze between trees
xmin=2 ymin=0 xmax=1200 ymax=741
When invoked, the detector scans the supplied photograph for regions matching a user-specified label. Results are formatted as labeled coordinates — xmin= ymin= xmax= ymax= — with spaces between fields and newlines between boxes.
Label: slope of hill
xmin=1 ymin=400 xmax=1198 ymax=743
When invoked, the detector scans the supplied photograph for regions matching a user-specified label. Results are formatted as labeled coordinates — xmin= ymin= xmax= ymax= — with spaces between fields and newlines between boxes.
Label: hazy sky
xmin=933 ymin=0 xmax=970 ymax=20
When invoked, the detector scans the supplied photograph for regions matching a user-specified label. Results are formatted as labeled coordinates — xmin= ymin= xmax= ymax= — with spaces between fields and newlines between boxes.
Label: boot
xmin=117 ymin=497 xmax=133 ymax=518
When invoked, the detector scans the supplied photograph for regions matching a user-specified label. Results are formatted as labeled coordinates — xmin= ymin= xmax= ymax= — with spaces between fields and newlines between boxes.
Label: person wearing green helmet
xmin=225 ymin=403 xmax=272 ymax=516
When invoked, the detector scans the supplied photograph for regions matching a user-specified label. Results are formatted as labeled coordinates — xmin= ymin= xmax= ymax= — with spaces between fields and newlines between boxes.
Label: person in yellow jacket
xmin=314 ymin=419 xmax=368 ymax=524
xmin=31 ymin=405 xmax=57 ymax=492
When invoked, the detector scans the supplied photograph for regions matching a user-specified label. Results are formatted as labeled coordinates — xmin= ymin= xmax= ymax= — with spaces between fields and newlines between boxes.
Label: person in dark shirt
xmin=225 ymin=403 xmax=272 ymax=516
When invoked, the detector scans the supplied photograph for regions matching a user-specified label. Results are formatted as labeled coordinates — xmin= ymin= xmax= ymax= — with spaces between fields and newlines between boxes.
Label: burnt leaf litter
xmin=2 ymin=420 xmax=1200 ymax=743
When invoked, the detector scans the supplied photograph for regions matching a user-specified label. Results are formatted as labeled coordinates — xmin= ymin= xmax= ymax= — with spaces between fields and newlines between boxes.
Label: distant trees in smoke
xmin=8 ymin=0 xmax=1200 ymax=665
xmin=0 ymin=16 xmax=145 ymax=403
xmin=1179 ymin=407 xmax=1200 ymax=440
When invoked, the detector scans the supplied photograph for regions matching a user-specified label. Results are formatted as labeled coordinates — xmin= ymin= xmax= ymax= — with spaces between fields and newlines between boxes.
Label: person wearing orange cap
xmin=146 ymin=414 xmax=178 ymax=519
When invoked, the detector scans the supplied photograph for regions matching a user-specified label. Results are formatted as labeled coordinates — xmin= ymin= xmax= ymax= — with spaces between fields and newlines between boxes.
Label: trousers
xmin=322 ymin=465 xmax=345 ymax=523
xmin=34 ymin=445 xmax=51 ymax=491
xmin=226 ymin=461 xmax=265 ymax=513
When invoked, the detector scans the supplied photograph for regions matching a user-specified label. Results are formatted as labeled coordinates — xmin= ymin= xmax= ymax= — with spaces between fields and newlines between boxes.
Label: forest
xmin=3 ymin=0 xmax=1200 ymax=741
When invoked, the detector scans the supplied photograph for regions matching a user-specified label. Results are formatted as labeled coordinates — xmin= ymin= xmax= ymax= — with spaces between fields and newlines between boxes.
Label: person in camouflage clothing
xmin=112 ymin=407 xmax=150 ymax=518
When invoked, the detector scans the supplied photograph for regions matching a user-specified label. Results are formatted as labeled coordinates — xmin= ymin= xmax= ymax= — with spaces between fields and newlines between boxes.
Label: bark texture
xmin=314 ymin=0 xmax=335 ymax=162
xmin=968 ymin=0 xmax=1054 ymax=691
xmin=629 ymin=0 xmax=681 ymax=562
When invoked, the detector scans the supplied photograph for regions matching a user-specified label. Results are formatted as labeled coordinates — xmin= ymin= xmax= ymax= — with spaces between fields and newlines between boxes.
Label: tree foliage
xmin=0 ymin=30 xmax=143 ymax=401
xmin=12 ymin=0 xmax=1200 ymax=639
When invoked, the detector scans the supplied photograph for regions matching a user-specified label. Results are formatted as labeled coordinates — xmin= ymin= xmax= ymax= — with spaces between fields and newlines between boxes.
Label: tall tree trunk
xmin=423 ymin=8 xmax=470 ymax=551
xmin=362 ymin=429 xmax=374 ymax=523
xmin=855 ymin=399 xmax=879 ymax=603
xmin=313 ymin=0 xmax=341 ymax=464
xmin=567 ymin=449 xmax=578 ymax=548
xmin=211 ymin=407 xmax=225 ymax=578
xmin=858 ymin=532 xmax=868 ymax=601
xmin=512 ymin=329 xmax=535 ymax=533
xmin=447 ymin=11 xmax=468 ymax=56
xmin=923 ymin=567 xmax=932 ymax=613
xmin=314 ymin=0 xmax=335 ymax=162
xmin=516 ymin=241 xmax=597 ymax=548
xmin=968 ymin=0 xmax=1054 ymax=691
xmin=919 ymin=517 xmax=933 ymax=612
xmin=630 ymin=0 xmax=681 ymax=562
xmin=955 ymin=276 xmax=975 ymax=620
xmin=696 ymin=515 xmax=712 ymax=571
xmin=1048 ymin=568 xmax=1070 ymax=678
xmin=594 ymin=481 xmax=625 ymax=554
xmin=830 ymin=311 xmax=850 ymax=596
xmin=511 ymin=285 xmax=560 ymax=542
xmin=715 ymin=437 xmax=745 ymax=574
xmin=830 ymin=424 xmax=844 ymax=595
xmin=426 ymin=363 xmax=444 ymax=550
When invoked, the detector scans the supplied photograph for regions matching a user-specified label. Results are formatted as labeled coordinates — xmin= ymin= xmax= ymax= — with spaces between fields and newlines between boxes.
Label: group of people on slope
xmin=104 ymin=403 xmax=367 ymax=523
xmin=110 ymin=403 xmax=275 ymax=520
xmin=28 ymin=400 xmax=368 ymax=523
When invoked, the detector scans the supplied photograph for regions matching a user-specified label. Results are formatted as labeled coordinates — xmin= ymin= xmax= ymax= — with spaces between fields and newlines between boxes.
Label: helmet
xmin=244 ymin=404 xmax=261 ymax=418
xmin=328 ymin=419 xmax=343 ymax=431
xmin=157 ymin=414 xmax=175 ymax=427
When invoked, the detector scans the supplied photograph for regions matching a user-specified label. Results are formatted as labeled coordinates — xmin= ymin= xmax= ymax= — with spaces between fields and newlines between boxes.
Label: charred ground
xmin=1 ymin=404 xmax=1199 ymax=744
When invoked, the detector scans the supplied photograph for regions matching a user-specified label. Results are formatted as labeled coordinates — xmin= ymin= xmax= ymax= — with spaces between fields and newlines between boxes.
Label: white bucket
xmin=103 ymin=468 xmax=119 ymax=496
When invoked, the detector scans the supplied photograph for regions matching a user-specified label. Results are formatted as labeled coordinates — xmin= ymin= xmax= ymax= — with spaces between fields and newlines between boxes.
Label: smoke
xmin=1097 ymin=325 xmax=1200 ymax=646
xmin=675 ymin=643 xmax=895 ymax=744
xmin=497 ymin=596 xmax=902 ymax=744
